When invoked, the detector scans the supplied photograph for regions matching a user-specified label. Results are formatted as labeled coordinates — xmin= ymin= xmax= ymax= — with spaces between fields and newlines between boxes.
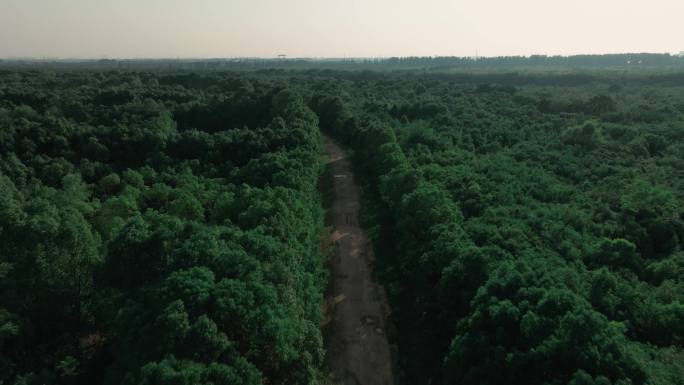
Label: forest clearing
xmin=323 ymin=136 xmax=394 ymax=385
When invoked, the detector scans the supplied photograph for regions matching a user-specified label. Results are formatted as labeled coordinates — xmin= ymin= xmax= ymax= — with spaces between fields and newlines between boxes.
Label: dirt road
xmin=323 ymin=136 xmax=395 ymax=385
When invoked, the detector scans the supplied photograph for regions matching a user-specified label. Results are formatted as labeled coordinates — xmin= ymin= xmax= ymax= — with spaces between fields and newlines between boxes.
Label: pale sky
xmin=1 ymin=0 xmax=683 ymax=58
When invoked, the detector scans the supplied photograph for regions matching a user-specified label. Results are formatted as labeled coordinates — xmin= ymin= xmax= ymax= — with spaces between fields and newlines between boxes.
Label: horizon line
xmin=2 ymin=51 xmax=683 ymax=62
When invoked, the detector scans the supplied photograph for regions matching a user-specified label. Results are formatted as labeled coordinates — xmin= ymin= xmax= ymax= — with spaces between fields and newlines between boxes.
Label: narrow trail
xmin=323 ymin=136 xmax=395 ymax=385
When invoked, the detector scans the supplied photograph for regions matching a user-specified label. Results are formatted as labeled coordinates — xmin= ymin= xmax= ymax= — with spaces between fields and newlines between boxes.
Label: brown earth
xmin=323 ymin=136 xmax=395 ymax=385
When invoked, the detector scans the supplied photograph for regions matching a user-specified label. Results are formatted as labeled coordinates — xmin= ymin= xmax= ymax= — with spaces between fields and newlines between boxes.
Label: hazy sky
xmin=1 ymin=0 xmax=683 ymax=58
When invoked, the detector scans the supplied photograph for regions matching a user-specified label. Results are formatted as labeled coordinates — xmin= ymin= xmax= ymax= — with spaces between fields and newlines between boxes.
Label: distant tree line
xmin=2 ymin=53 xmax=684 ymax=72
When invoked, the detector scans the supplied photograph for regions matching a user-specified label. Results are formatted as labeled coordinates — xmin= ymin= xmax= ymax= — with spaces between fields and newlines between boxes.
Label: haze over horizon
xmin=2 ymin=0 xmax=683 ymax=59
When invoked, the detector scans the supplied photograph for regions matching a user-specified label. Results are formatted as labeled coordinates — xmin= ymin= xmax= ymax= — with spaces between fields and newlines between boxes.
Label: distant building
xmin=679 ymin=51 xmax=684 ymax=57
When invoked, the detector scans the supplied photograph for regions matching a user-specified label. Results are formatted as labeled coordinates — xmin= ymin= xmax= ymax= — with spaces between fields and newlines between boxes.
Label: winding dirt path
xmin=323 ymin=136 xmax=394 ymax=385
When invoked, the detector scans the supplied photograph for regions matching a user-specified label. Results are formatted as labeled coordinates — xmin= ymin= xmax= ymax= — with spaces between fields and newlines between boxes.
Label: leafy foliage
xmin=0 ymin=72 xmax=326 ymax=384
xmin=311 ymin=70 xmax=684 ymax=385
xmin=2 ymin=66 xmax=684 ymax=385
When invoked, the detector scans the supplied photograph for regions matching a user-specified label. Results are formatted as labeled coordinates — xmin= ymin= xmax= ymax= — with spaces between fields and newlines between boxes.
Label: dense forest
xmin=1 ymin=66 xmax=684 ymax=385
xmin=0 ymin=71 xmax=327 ymax=384
xmin=309 ymin=70 xmax=684 ymax=385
